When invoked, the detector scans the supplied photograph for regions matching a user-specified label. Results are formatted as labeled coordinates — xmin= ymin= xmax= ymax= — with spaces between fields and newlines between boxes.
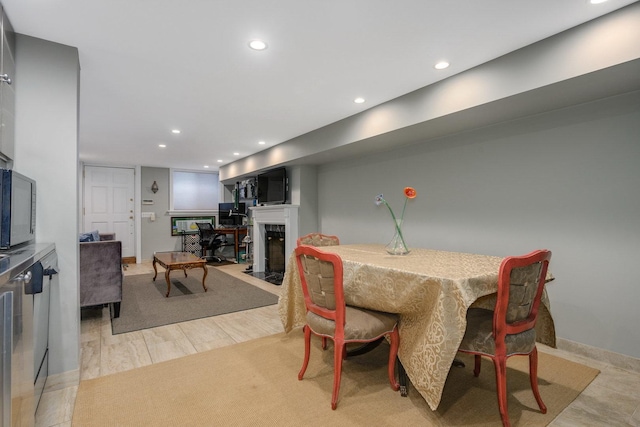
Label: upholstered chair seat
xmin=460 ymin=308 xmax=537 ymax=356
xmin=306 ymin=306 xmax=398 ymax=341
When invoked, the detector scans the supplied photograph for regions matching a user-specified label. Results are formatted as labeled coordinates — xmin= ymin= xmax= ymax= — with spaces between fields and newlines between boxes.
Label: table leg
xmin=201 ymin=264 xmax=208 ymax=292
xmin=394 ymin=357 xmax=459 ymax=398
xmin=164 ymin=268 xmax=171 ymax=297
xmin=398 ymin=357 xmax=408 ymax=397
xmin=152 ymin=258 xmax=158 ymax=281
xmin=452 ymin=358 xmax=466 ymax=368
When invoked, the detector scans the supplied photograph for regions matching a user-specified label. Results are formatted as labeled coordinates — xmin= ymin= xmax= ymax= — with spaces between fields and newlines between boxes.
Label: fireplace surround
xmin=249 ymin=205 xmax=299 ymax=274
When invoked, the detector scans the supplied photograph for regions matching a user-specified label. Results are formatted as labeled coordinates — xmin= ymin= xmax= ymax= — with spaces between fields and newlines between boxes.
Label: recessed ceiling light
xmin=590 ymin=0 xmax=607 ymax=4
xmin=354 ymin=97 xmax=365 ymax=104
xmin=171 ymin=129 xmax=181 ymax=134
xmin=249 ymin=40 xmax=267 ymax=50
xmin=434 ymin=61 xmax=450 ymax=70
xmin=258 ymin=141 xmax=266 ymax=145
xmin=233 ymin=152 xmax=240 ymax=156
xmin=158 ymin=144 xmax=166 ymax=148
xmin=217 ymin=159 xmax=223 ymax=163
xmin=204 ymin=165 xmax=209 ymax=168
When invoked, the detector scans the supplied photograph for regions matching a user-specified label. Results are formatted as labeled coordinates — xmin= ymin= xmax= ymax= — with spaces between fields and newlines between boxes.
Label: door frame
xmin=81 ymin=163 xmax=142 ymax=264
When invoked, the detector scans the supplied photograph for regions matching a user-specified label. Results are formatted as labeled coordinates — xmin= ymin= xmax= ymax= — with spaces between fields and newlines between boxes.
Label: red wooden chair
xmin=296 ymin=233 xmax=340 ymax=351
xmin=294 ymin=245 xmax=400 ymax=409
xmin=458 ymin=249 xmax=552 ymax=427
xmin=296 ymin=232 xmax=340 ymax=247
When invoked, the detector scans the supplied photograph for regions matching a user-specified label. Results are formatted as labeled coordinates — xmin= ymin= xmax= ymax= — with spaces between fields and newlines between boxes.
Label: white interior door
xmin=83 ymin=166 xmax=135 ymax=258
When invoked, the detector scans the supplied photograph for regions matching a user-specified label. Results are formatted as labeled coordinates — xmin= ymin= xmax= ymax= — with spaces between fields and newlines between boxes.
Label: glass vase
xmin=385 ymin=219 xmax=410 ymax=255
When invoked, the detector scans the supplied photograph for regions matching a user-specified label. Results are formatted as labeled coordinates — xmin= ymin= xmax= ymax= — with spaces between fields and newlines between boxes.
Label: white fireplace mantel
xmin=249 ymin=204 xmax=299 ymax=273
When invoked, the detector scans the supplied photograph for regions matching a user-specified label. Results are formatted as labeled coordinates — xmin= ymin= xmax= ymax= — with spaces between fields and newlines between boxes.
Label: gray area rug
xmin=111 ymin=267 xmax=278 ymax=334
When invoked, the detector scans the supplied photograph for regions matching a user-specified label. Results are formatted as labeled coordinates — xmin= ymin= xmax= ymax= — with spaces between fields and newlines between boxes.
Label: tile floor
xmin=36 ymin=263 xmax=640 ymax=427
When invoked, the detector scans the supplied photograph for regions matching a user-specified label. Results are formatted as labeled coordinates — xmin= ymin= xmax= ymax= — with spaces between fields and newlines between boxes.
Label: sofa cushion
xmin=79 ymin=230 xmax=101 ymax=242
xmin=98 ymin=232 xmax=116 ymax=241
xmin=79 ymin=233 xmax=93 ymax=242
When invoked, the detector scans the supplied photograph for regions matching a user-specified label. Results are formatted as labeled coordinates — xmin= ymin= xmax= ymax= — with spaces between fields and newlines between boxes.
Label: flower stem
xmin=400 ymin=197 xmax=408 ymax=222
xmin=383 ymin=201 xmax=408 ymax=251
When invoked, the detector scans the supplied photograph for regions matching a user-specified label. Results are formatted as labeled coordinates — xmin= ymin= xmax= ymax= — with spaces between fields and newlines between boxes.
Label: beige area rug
xmin=73 ymin=331 xmax=599 ymax=426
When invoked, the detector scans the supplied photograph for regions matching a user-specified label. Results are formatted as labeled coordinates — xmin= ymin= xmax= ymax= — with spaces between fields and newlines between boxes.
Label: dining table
xmin=278 ymin=244 xmax=556 ymax=411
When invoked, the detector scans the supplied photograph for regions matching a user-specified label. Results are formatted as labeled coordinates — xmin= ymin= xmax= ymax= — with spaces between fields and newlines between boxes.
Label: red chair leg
xmin=298 ymin=325 xmax=312 ymax=380
xmin=332 ymin=341 xmax=345 ymax=410
xmin=387 ymin=329 xmax=400 ymax=391
xmin=493 ymin=356 xmax=511 ymax=427
xmin=474 ymin=354 xmax=482 ymax=377
xmin=529 ymin=347 xmax=547 ymax=414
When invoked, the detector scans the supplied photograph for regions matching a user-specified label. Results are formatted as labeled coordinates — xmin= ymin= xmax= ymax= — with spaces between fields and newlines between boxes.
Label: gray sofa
xmin=79 ymin=232 xmax=122 ymax=318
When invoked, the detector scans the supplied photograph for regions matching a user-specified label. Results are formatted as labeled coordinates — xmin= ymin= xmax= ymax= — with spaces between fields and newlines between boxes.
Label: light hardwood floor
xmin=36 ymin=263 xmax=640 ymax=426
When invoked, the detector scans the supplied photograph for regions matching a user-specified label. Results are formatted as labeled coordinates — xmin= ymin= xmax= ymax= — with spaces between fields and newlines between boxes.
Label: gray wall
xmin=317 ymin=90 xmax=640 ymax=358
xmin=140 ymin=167 xmax=182 ymax=261
xmin=288 ymin=165 xmax=318 ymax=236
xmin=14 ymin=35 xmax=81 ymax=375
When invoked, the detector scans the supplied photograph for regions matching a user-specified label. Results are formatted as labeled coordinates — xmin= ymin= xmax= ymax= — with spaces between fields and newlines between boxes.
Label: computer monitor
xmin=218 ymin=202 xmax=246 ymax=226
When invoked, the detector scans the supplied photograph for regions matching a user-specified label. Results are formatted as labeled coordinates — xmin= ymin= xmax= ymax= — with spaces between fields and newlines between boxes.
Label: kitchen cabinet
xmin=0 ymin=5 xmax=14 ymax=162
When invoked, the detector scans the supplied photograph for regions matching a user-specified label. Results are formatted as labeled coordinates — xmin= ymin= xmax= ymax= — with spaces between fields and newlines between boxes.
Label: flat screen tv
xmin=257 ymin=167 xmax=287 ymax=205
xmin=218 ymin=202 xmax=246 ymax=226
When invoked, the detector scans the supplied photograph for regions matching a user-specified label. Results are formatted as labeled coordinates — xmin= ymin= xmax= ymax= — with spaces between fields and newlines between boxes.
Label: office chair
xmin=196 ymin=222 xmax=227 ymax=263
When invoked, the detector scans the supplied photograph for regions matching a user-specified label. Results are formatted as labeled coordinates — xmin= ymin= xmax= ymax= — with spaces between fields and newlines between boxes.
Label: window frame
xmin=168 ymin=168 xmax=219 ymax=215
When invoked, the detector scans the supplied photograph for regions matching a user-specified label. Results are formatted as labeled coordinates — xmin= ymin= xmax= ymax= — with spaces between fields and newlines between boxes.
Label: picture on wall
xmin=171 ymin=216 xmax=215 ymax=236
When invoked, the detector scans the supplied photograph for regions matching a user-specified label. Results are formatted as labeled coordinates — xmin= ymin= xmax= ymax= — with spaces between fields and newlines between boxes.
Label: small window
xmin=170 ymin=169 xmax=219 ymax=212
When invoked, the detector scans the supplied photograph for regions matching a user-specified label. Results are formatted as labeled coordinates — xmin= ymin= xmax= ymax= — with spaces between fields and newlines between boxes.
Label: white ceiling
xmin=3 ymin=0 xmax=637 ymax=172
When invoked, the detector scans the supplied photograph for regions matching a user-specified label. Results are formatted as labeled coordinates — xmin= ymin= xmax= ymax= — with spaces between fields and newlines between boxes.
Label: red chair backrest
xmin=295 ymin=245 xmax=346 ymax=335
xmin=494 ymin=249 xmax=552 ymax=341
xmin=296 ymin=233 xmax=340 ymax=247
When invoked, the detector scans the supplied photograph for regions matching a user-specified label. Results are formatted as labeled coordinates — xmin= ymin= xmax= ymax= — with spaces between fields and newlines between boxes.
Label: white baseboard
xmin=557 ymin=337 xmax=640 ymax=373
xmin=43 ymin=369 xmax=80 ymax=393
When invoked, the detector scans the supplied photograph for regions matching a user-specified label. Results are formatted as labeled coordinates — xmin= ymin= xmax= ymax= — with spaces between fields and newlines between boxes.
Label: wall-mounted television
xmin=257 ymin=167 xmax=287 ymax=205
xmin=218 ymin=202 xmax=246 ymax=226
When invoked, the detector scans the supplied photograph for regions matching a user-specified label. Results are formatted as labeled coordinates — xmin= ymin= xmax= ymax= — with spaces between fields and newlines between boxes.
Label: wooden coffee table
xmin=152 ymin=251 xmax=208 ymax=297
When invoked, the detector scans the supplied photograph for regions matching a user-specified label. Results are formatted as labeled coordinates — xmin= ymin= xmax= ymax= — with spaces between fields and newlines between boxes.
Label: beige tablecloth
xmin=278 ymin=244 xmax=556 ymax=410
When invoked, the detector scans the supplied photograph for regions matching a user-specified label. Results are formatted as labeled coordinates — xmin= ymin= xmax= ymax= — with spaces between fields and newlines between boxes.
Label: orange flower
xmin=404 ymin=187 xmax=417 ymax=199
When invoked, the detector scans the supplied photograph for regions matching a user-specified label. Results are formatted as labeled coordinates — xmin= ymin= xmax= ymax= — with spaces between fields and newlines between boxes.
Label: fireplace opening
xmin=260 ymin=224 xmax=286 ymax=285
xmin=266 ymin=229 xmax=285 ymax=272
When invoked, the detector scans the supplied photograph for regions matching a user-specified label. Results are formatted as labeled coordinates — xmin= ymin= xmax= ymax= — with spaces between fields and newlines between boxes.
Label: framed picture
xmin=171 ymin=216 xmax=215 ymax=236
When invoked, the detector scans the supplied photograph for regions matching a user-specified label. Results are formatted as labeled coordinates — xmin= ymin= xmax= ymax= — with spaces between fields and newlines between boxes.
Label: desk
xmin=278 ymin=244 xmax=556 ymax=411
xmin=214 ymin=227 xmax=248 ymax=262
